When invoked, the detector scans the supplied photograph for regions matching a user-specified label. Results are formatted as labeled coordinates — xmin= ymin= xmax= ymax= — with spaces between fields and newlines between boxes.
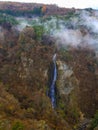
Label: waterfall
xmin=49 ymin=53 xmax=57 ymax=108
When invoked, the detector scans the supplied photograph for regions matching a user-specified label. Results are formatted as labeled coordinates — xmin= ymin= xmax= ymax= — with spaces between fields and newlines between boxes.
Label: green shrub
xmin=0 ymin=9 xmax=42 ymax=17
xmin=0 ymin=13 xmax=18 ymax=25
xmin=33 ymin=25 xmax=45 ymax=40
xmin=12 ymin=121 xmax=24 ymax=130
xmin=60 ymin=48 xmax=73 ymax=61
xmin=91 ymin=110 xmax=98 ymax=129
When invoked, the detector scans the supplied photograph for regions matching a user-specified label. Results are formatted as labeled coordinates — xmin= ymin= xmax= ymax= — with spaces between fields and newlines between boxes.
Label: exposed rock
xmin=56 ymin=60 xmax=81 ymax=124
xmin=18 ymin=26 xmax=36 ymax=47
xmin=22 ymin=26 xmax=35 ymax=39
xmin=57 ymin=60 xmax=78 ymax=95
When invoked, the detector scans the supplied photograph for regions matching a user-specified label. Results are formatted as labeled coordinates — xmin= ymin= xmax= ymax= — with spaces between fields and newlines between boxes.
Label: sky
xmin=0 ymin=0 xmax=98 ymax=9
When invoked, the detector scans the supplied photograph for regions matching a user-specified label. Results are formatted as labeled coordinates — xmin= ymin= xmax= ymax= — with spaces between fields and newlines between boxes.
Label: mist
xmin=16 ymin=9 xmax=98 ymax=51
xmin=16 ymin=17 xmax=30 ymax=31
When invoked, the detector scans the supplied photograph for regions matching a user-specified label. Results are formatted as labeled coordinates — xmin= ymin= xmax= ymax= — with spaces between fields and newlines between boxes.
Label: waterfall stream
xmin=49 ymin=54 xmax=57 ymax=108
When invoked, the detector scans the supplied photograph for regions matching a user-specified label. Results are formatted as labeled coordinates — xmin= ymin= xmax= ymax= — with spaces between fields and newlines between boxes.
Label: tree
xmin=33 ymin=25 xmax=45 ymax=40
xmin=91 ymin=111 xmax=98 ymax=129
xmin=41 ymin=5 xmax=47 ymax=14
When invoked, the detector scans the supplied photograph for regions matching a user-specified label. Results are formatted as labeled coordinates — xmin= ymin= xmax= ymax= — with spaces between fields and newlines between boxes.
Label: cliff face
xmin=56 ymin=61 xmax=80 ymax=124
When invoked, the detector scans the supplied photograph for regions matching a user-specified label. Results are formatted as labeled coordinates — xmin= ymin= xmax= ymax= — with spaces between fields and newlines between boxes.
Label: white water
xmin=50 ymin=54 xmax=57 ymax=108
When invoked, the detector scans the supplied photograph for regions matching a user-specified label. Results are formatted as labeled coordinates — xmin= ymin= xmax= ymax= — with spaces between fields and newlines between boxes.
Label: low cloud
xmin=16 ymin=10 xmax=98 ymax=51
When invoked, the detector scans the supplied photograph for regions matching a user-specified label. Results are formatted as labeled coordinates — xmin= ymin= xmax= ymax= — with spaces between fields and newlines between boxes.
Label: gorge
xmin=0 ymin=2 xmax=97 ymax=130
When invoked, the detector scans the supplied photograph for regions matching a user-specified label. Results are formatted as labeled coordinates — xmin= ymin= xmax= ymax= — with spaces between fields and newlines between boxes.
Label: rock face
xmin=57 ymin=61 xmax=76 ymax=95
xmin=56 ymin=60 xmax=81 ymax=124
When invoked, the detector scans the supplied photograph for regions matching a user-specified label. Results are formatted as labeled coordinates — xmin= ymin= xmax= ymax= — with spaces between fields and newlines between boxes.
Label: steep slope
xmin=0 ymin=5 xmax=97 ymax=130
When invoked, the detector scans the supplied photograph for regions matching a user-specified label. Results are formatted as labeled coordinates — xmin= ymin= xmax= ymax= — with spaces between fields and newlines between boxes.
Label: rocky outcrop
xmin=56 ymin=60 xmax=81 ymax=124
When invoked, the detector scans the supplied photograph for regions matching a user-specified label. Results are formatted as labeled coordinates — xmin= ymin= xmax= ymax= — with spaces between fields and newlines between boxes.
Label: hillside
xmin=0 ymin=1 xmax=74 ymax=16
xmin=0 ymin=2 xmax=98 ymax=130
